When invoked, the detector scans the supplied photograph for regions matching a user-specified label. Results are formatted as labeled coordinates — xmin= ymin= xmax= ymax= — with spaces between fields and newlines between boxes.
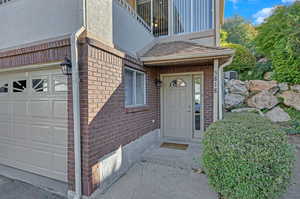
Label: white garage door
xmin=0 ymin=68 xmax=68 ymax=182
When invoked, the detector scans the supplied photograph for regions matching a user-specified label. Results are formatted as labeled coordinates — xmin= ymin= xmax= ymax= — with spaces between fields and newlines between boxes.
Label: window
xmin=137 ymin=0 xmax=213 ymax=37
xmin=173 ymin=0 xmax=213 ymax=34
xmin=53 ymin=75 xmax=68 ymax=92
xmin=170 ymin=79 xmax=187 ymax=88
xmin=32 ymin=77 xmax=48 ymax=93
xmin=125 ymin=68 xmax=146 ymax=106
xmin=0 ymin=82 xmax=8 ymax=93
xmin=193 ymin=76 xmax=203 ymax=132
xmin=13 ymin=80 xmax=27 ymax=93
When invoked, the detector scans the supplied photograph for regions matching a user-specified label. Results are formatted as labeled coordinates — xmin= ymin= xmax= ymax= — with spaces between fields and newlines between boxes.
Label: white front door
xmin=163 ymin=75 xmax=193 ymax=140
xmin=0 ymin=69 xmax=68 ymax=182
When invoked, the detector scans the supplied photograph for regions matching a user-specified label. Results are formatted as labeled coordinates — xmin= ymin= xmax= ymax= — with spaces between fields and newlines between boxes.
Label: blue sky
xmin=225 ymin=0 xmax=297 ymax=24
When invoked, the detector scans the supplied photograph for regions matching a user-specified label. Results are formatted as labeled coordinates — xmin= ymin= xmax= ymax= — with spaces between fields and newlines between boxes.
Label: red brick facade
xmin=0 ymin=39 xmax=70 ymax=69
xmin=0 ymin=38 xmax=214 ymax=197
xmin=67 ymin=38 xmax=161 ymax=195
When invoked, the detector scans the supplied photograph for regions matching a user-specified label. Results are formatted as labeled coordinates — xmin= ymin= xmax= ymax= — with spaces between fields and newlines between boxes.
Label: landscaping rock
xmin=291 ymin=84 xmax=300 ymax=93
xmin=247 ymin=80 xmax=277 ymax=92
xmin=265 ymin=107 xmax=291 ymax=122
xmin=263 ymin=72 xmax=273 ymax=81
xmin=225 ymin=80 xmax=249 ymax=96
xmin=247 ymin=90 xmax=279 ymax=109
xmin=278 ymin=83 xmax=289 ymax=92
xmin=280 ymin=91 xmax=300 ymax=111
xmin=225 ymin=94 xmax=245 ymax=109
xmin=268 ymin=86 xmax=280 ymax=95
xmin=231 ymin=108 xmax=264 ymax=116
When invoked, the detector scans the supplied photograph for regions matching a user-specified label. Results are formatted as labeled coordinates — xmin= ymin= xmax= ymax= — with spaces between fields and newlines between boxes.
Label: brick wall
xmin=0 ymin=39 xmax=70 ymax=69
xmin=69 ymin=38 xmax=160 ymax=196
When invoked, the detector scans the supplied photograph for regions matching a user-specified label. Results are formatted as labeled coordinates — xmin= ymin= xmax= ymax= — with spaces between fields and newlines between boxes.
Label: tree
xmin=255 ymin=2 xmax=300 ymax=84
xmin=222 ymin=43 xmax=256 ymax=80
xmin=222 ymin=15 xmax=257 ymax=49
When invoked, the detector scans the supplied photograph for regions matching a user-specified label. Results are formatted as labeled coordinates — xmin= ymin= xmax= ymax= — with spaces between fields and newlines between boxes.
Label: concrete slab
xmin=95 ymin=143 xmax=217 ymax=199
xmin=141 ymin=142 xmax=203 ymax=170
xmin=0 ymin=175 xmax=66 ymax=199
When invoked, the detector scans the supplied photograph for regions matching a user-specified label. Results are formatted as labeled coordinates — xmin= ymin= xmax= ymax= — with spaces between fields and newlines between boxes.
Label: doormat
xmin=160 ymin=142 xmax=189 ymax=150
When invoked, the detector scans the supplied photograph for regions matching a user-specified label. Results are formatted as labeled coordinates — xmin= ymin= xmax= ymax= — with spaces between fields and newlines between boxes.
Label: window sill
xmin=125 ymin=105 xmax=150 ymax=113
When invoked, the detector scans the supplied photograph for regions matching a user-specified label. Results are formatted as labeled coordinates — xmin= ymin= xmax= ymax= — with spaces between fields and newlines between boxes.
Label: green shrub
xmin=241 ymin=60 xmax=273 ymax=81
xmin=222 ymin=43 xmax=256 ymax=79
xmin=281 ymin=107 xmax=300 ymax=135
xmin=255 ymin=2 xmax=300 ymax=84
xmin=202 ymin=113 xmax=295 ymax=199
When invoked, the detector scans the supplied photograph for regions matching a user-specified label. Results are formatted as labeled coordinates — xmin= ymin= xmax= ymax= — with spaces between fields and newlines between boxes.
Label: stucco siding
xmin=86 ymin=0 xmax=113 ymax=46
xmin=0 ymin=0 xmax=81 ymax=50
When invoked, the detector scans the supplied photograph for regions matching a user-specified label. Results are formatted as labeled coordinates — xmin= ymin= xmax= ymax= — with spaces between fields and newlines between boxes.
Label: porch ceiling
xmin=139 ymin=41 xmax=234 ymax=66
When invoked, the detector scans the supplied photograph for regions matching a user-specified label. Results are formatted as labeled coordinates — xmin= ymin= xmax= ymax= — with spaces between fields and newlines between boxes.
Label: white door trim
xmin=160 ymin=72 xmax=204 ymax=141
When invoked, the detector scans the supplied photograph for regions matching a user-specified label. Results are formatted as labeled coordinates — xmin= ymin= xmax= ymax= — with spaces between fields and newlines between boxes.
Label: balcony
xmin=131 ymin=0 xmax=214 ymax=37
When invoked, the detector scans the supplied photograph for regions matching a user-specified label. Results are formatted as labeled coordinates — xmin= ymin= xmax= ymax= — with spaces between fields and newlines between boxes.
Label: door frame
xmin=160 ymin=72 xmax=204 ymax=141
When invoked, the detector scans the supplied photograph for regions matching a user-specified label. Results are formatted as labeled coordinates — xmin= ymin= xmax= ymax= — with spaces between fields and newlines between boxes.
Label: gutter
xmin=71 ymin=0 xmax=87 ymax=199
xmin=218 ymin=56 xmax=233 ymax=120
xmin=70 ymin=27 xmax=85 ymax=199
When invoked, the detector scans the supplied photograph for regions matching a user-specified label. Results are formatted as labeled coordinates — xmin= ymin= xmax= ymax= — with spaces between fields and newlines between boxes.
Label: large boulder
xmin=278 ymin=83 xmax=289 ymax=92
xmin=247 ymin=90 xmax=279 ymax=109
xmin=225 ymin=80 xmax=249 ymax=96
xmin=280 ymin=91 xmax=300 ymax=111
xmin=247 ymin=80 xmax=278 ymax=92
xmin=225 ymin=94 xmax=245 ymax=110
xmin=263 ymin=72 xmax=273 ymax=81
xmin=265 ymin=107 xmax=291 ymax=122
xmin=291 ymin=84 xmax=300 ymax=93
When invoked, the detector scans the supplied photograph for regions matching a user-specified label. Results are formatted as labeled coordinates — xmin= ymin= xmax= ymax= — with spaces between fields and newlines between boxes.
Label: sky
xmin=225 ymin=0 xmax=297 ymax=24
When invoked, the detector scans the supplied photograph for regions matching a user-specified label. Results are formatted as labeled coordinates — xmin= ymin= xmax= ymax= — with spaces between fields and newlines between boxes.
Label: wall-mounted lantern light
xmin=155 ymin=79 xmax=162 ymax=88
xmin=60 ymin=57 xmax=72 ymax=76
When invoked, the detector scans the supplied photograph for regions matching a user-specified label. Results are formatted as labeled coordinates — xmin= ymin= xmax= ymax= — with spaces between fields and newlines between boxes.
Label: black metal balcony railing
xmin=115 ymin=0 xmax=152 ymax=34
xmin=0 ymin=0 xmax=11 ymax=5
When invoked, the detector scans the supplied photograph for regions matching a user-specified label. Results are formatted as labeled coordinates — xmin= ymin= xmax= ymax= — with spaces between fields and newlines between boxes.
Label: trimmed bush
xmin=202 ymin=113 xmax=295 ymax=199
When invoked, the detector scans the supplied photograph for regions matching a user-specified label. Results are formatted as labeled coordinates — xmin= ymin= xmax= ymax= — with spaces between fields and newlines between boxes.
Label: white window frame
xmin=124 ymin=67 xmax=147 ymax=107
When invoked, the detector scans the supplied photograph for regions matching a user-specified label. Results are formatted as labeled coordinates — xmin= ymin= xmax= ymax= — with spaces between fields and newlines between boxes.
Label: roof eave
xmin=140 ymin=49 xmax=234 ymax=65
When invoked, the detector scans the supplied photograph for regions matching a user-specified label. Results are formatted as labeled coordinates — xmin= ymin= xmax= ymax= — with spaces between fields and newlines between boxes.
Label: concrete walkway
xmin=97 ymin=142 xmax=218 ymax=199
xmin=0 ymin=175 xmax=65 ymax=199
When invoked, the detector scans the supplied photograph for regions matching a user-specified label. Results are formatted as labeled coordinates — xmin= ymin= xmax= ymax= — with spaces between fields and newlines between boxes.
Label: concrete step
xmin=141 ymin=143 xmax=202 ymax=170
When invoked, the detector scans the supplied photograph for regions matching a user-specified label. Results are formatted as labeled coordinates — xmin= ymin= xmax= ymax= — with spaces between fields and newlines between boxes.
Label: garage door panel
xmin=30 ymin=101 xmax=51 ymax=118
xmin=0 ymin=143 xmax=14 ymax=159
xmin=15 ymin=146 xmax=31 ymax=165
xmin=30 ymin=125 xmax=51 ymax=144
xmin=0 ymin=102 xmax=9 ymax=114
xmin=29 ymin=150 xmax=52 ymax=170
xmin=53 ymin=154 xmax=67 ymax=173
xmin=13 ymin=124 xmax=29 ymax=140
xmin=0 ymin=122 xmax=10 ymax=138
xmin=52 ymin=127 xmax=68 ymax=146
xmin=12 ymin=102 xmax=27 ymax=116
xmin=0 ymin=69 xmax=68 ymax=182
xmin=53 ymin=100 xmax=67 ymax=119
